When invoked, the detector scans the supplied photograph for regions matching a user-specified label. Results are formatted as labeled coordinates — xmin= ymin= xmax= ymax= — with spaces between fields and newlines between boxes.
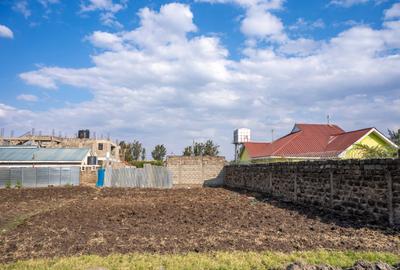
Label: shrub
xmin=15 ymin=180 xmax=22 ymax=189
xmin=129 ymin=160 xmax=164 ymax=168
xmin=5 ymin=180 xmax=11 ymax=189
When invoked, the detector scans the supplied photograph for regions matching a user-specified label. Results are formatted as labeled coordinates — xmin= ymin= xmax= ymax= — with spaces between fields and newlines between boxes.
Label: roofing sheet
xmin=244 ymin=124 xmax=375 ymax=159
xmin=0 ymin=147 xmax=90 ymax=162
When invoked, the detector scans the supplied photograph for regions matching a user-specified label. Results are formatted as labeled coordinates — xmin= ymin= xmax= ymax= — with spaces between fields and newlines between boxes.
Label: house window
xmin=98 ymin=143 xmax=104 ymax=150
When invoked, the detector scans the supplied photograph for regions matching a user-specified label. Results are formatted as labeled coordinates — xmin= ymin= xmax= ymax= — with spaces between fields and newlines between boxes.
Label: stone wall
xmin=224 ymin=159 xmax=400 ymax=226
xmin=166 ymin=156 xmax=226 ymax=186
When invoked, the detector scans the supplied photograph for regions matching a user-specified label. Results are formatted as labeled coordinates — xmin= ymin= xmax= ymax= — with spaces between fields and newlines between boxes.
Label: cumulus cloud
xmin=385 ymin=3 xmax=400 ymax=20
xmin=11 ymin=2 xmax=400 ymax=157
xmin=0 ymin=25 xmax=13 ymax=39
xmin=17 ymin=94 xmax=39 ymax=102
xmin=241 ymin=7 xmax=285 ymax=41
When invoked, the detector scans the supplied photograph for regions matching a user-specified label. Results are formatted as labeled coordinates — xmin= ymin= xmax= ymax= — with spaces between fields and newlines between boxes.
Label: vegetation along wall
xmin=224 ymin=159 xmax=400 ymax=226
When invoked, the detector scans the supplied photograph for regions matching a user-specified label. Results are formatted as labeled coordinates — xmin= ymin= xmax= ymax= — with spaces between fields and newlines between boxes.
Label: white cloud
xmin=80 ymin=0 xmax=127 ymax=28
xmin=88 ymin=31 xmax=124 ymax=50
xmin=329 ymin=0 xmax=386 ymax=7
xmin=240 ymin=7 xmax=285 ymax=41
xmin=385 ymin=3 xmax=400 ymax=19
xmin=11 ymin=3 xmax=400 ymax=158
xmin=0 ymin=25 xmax=13 ymax=39
xmin=13 ymin=1 xmax=31 ymax=18
xmin=17 ymin=94 xmax=39 ymax=102
xmin=289 ymin=18 xmax=325 ymax=32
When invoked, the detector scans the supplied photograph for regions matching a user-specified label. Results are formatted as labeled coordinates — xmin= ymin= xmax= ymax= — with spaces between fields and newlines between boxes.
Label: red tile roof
xmin=243 ymin=124 xmax=374 ymax=159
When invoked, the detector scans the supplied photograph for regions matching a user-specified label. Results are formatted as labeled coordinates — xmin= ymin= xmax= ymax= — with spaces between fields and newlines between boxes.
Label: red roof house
xmin=240 ymin=123 xmax=398 ymax=161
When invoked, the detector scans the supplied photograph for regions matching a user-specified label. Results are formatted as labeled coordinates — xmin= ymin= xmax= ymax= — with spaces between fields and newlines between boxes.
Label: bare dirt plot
xmin=0 ymin=187 xmax=399 ymax=263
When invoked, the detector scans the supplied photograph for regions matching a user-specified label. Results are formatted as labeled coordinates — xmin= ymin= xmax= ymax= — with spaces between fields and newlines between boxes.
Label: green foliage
xmin=15 ymin=180 xmax=22 ymax=189
xmin=131 ymin=140 xmax=142 ymax=161
xmin=388 ymin=129 xmax=400 ymax=146
xmin=141 ymin=148 xmax=146 ymax=161
xmin=129 ymin=160 xmax=163 ymax=168
xmin=353 ymin=143 xmax=397 ymax=159
xmin=183 ymin=140 xmax=220 ymax=157
xmin=151 ymin=144 xmax=167 ymax=161
xmin=183 ymin=146 xmax=193 ymax=156
xmin=120 ymin=140 xmax=144 ymax=162
xmin=5 ymin=180 xmax=11 ymax=189
xmin=119 ymin=141 xmax=133 ymax=162
xmin=203 ymin=140 xmax=219 ymax=156
xmin=1 ymin=251 xmax=399 ymax=270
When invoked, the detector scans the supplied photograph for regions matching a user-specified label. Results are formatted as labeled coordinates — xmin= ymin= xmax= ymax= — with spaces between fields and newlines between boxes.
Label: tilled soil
xmin=0 ymin=187 xmax=399 ymax=263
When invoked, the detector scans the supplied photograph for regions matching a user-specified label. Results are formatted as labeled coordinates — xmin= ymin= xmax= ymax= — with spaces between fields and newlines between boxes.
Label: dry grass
xmin=1 ymin=250 xmax=399 ymax=270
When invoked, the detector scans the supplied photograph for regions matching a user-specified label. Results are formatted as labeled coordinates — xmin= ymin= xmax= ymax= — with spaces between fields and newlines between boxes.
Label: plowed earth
xmin=0 ymin=187 xmax=399 ymax=263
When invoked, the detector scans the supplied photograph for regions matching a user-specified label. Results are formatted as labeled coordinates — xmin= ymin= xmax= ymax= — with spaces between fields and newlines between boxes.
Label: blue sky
xmin=0 ymin=0 xmax=399 ymax=159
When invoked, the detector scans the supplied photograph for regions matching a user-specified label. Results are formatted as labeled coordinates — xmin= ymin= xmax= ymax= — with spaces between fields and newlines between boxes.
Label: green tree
xmin=131 ymin=140 xmax=142 ymax=161
xmin=183 ymin=146 xmax=193 ymax=156
xmin=388 ymin=129 xmax=400 ymax=146
xmin=119 ymin=141 xmax=132 ymax=162
xmin=193 ymin=142 xmax=204 ymax=156
xmin=353 ymin=143 xmax=397 ymax=159
xmin=203 ymin=140 xmax=219 ymax=156
xmin=152 ymin=144 xmax=167 ymax=161
xmin=141 ymin=148 xmax=146 ymax=161
xmin=182 ymin=140 xmax=220 ymax=157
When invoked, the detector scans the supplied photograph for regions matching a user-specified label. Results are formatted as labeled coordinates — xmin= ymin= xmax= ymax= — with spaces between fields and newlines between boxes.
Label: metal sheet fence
xmin=104 ymin=165 xmax=172 ymax=188
xmin=0 ymin=167 xmax=80 ymax=188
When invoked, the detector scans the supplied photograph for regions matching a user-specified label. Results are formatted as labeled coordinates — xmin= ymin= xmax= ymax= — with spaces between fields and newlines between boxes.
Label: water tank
xmin=233 ymin=128 xmax=251 ymax=144
xmin=78 ymin=129 xmax=90 ymax=139
xmin=87 ymin=156 xmax=98 ymax=165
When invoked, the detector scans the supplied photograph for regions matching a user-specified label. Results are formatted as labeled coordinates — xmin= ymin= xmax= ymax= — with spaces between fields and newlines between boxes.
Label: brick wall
xmin=166 ymin=156 xmax=226 ymax=186
xmin=224 ymin=159 xmax=400 ymax=226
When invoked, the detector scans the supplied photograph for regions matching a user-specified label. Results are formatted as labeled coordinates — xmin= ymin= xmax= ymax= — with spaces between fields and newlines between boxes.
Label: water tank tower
xmin=233 ymin=128 xmax=251 ymax=161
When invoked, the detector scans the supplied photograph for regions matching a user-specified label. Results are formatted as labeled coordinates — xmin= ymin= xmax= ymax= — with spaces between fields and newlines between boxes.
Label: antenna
xmin=0 ymin=128 xmax=4 ymax=138
xmin=52 ymin=129 xmax=55 ymax=137
xmin=271 ymin=129 xmax=274 ymax=142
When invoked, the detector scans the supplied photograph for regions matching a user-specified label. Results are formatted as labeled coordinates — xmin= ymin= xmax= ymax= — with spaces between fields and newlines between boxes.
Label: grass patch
xmin=1 ymin=250 xmax=399 ymax=270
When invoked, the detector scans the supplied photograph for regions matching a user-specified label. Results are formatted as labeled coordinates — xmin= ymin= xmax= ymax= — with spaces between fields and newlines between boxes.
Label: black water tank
xmin=78 ymin=129 xmax=90 ymax=139
xmin=87 ymin=156 xmax=98 ymax=165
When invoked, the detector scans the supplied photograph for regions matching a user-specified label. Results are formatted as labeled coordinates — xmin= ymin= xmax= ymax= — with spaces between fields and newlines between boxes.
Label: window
xmin=98 ymin=143 xmax=104 ymax=150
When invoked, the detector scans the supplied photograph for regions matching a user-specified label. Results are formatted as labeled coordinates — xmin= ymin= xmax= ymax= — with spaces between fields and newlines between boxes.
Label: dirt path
xmin=0 ymin=187 xmax=399 ymax=263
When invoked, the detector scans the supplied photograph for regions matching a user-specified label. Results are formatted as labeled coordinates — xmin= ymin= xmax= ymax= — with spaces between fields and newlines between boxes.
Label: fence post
xmin=386 ymin=171 xmax=394 ymax=226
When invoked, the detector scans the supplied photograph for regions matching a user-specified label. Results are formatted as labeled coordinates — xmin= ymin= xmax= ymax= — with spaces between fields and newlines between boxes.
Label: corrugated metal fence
xmin=104 ymin=165 xmax=172 ymax=188
xmin=0 ymin=167 xmax=80 ymax=188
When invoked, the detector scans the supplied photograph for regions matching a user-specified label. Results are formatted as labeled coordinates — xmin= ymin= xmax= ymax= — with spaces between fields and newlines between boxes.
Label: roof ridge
xmin=332 ymin=127 xmax=374 ymax=136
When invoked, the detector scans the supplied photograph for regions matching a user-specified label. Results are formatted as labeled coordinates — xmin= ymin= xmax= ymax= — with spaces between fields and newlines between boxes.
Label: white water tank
xmin=233 ymin=128 xmax=251 ymax=144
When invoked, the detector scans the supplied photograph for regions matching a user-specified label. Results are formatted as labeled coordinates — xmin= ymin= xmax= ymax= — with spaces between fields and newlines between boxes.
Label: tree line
xmin=119 ymin=139 xmax=220 ymax=163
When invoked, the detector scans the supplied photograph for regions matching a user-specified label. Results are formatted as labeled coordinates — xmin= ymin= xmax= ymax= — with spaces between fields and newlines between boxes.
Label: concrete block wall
xmin=166 ymin=156 xmax=226 ymax=186
xmin=224 ymin=159 xmax=400 ymax=226
xmin=80 ymin=168 xmax=97 ymax=186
